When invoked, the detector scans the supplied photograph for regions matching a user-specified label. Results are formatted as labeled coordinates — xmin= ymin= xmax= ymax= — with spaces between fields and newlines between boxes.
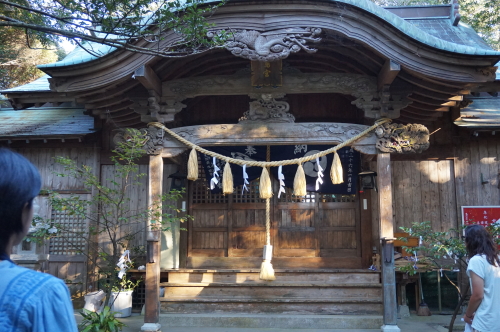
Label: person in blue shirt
xmin=0 ymin=148 xmax=78 ymax=332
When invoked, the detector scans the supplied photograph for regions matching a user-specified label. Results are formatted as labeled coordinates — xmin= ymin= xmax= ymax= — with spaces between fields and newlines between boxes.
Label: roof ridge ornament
xmin=209 ymin=27 xmax=322 ymax=61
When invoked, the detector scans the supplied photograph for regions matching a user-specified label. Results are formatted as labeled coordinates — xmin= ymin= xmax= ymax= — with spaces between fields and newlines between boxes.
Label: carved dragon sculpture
xmin=375 ymin=123 xmax=430 ymax=154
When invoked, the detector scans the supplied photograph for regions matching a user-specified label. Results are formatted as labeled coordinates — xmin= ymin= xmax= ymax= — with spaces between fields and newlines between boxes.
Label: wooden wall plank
xmin=479 ymin=141 xmax=493 ymax=205
xmin=420 ymin=161 xmax=432 ymax=225
xmin=470 ymin=141 xmax=481 ymax=206
xmin=437 ymin=160 xmax=457 ymax=231
xmin=392 ymin=161 xmax=404 ymax=231
xmin=428 ymin=161 xmax=440 ymax=230
xmin=410 ymin=161 xmax=422 ymax=226
xmin=487 ymin=141 xmax=500 ymax=205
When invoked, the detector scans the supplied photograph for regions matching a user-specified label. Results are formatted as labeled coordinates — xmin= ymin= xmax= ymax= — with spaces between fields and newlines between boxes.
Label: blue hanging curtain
xmin=200 ymin=145 xmax=359 ymax=195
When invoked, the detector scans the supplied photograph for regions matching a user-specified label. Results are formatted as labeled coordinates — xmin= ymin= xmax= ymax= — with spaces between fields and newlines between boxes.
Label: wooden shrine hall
xmin=2 ymin=1 xmax=500 ymax=331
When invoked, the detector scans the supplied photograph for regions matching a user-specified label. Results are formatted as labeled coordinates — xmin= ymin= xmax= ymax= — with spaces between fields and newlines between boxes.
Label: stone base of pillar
xmin=141 ymin=323 xmax=161 ymax=332
xmin=398 ymin=304 xmax=410 ymax=318
xmin=381 ymin=324 xmax=401 ymax=332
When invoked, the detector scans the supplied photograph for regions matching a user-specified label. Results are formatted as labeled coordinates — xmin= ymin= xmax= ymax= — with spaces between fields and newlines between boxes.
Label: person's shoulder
xmin=468 ymin=255 xmax=487 ymax=269
xmin=7 ymin=267 xmax=63 ymax=292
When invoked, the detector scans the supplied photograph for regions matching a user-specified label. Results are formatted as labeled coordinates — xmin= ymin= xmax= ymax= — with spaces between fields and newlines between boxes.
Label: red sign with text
xmin=462 ymin=206 xmax=500 ymax=226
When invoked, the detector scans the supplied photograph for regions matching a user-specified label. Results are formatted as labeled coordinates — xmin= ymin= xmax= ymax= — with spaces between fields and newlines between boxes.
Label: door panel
xmin=188 ymin=166 xmax=362 ymax=268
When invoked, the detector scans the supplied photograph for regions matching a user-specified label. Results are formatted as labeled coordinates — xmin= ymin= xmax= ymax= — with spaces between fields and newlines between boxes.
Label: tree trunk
xmin=448 ymin=282 xmax=469 ymax=332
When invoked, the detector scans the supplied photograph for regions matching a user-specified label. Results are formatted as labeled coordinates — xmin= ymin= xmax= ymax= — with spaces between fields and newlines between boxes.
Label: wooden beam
xmin=377 ymin=153 xmax=399 ymax=329
xmin=378 ymin=60 xmax=400 ymax=91
xmin=144 ymin=154 xmax=163 ymax=330
xmin=440 ymin=101 xmax=457 ymax=107
xmin=135 ymin=65 xmax=162 ymax=97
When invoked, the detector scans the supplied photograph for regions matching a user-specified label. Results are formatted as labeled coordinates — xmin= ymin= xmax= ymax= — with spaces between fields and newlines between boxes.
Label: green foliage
xmin=459 ymin=0 xmax=500 ymax=50
xmin=79 ymin=306 xmax=125 ymax=332
xmin=0 ymin=26 xmax=59 ymax=89
xmin=0 ymin=0 xmax=228 ymax=57
xmin=111 ymin=275 xmax=142 ymax=292
xmin=30 ymin=128 xmax=192 ymax=306
xmin=398 ymin=220 xmax=500 ymax=276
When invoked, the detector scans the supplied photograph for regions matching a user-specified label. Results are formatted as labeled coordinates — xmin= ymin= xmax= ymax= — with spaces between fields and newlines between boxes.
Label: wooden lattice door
xmin=45 ymin=194 xmax=90 ymax=300
xmin=188 ymin=164 xmax=364 ymax=269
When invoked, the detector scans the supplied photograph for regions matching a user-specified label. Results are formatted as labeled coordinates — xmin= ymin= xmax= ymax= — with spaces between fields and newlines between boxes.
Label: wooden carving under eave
xmin=375 ymin=123 xmax=430 ymax=154
xmin=113 ymin=127 xmax=165 ymax=155
xmin=211 ymin=27 xmax=322 ymax=62
xmin=238 ymin=94 xmax=295 ymax=123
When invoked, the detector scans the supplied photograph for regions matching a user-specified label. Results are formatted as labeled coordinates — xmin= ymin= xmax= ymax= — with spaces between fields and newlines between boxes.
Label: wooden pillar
xmin=377 ymin=153 xmax=400 ymax=332
xmin=143 ymin=154 xmax=163 ymax=332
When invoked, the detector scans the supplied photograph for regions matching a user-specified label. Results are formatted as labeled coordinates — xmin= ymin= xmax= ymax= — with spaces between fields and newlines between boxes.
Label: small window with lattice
xmin=277 ymin=186 xmax=316 ymax=203
xmin=319 ymin=194 xmax=356 ymax=203
xmin=49 ymin=206 xmax=87 ymax=255
xmin=191 ymin=160 xmax=229 ymax=204
xmin=233 ymin=178 xmax=264 ymax=203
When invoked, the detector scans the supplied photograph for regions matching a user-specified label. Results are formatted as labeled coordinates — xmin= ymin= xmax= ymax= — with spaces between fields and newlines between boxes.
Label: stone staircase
xmin=158 ymin=269 xmax=383 ymax=329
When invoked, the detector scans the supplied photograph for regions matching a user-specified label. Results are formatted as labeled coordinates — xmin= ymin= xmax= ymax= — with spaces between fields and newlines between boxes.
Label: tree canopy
xmin=0 ymin=0 xmax=498 ymax=60
xmin=0 ymin=0 xmax=227 ymax=58
xmin=0 ymin=27 xmax=62 ymax=90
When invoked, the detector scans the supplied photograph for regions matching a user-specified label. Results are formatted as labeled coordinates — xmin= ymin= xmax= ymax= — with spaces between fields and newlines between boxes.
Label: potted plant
xmin=108 ymin=274 xmax=141 ymax=318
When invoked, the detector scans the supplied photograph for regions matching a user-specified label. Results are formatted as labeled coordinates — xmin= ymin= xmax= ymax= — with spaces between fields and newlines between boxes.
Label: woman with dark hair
xmin=0 ymin=148 xmax=77 ymax=332
xmin=462 ymin=224 xmax=500 ymax=332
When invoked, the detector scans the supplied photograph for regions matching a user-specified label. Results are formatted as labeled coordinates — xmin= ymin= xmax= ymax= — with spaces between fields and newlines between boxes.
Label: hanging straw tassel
xmin=260 ymin=244 xmax=276 ymax=281
xmin=330 ymin=151 xmax=344 ymax=184
xmin=293 ymin=163 xmax=307 ymax=196
xmin=222 ymin=161 xmax=234 ymax=194
xmin=260 ymin=198 xmax=275 ymax=281
xmin=259 ymin=167 xmax=273 ymax=199
xmin=187 ymin=148 xmax=199 ymax=181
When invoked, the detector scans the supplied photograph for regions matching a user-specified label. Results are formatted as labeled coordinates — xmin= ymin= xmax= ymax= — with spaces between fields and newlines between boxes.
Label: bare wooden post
xmin=142 ymin=154 xmax=163 ymax=332
xmin=378 ymin=153 xmax=400 ymax=332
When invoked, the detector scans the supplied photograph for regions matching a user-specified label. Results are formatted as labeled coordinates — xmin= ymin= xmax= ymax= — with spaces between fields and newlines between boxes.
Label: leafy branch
xmin=30 ymin=128 xmax=192 ymax=307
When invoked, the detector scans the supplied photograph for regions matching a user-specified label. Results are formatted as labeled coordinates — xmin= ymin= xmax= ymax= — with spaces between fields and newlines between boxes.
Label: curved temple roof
xmin=34 ymin=0 xmax=500 ymax=71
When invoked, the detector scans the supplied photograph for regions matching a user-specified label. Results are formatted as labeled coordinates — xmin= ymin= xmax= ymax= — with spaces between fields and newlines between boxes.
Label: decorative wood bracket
xmin=134 ymin=65 xmax=162 ymax=97
xmin=239 ymin=93 xmax=295 ymax=123
xmin=131 ymin=93 xmax=186 ymax=123
xmin=377 ymin=60 xmax=400 ymax=92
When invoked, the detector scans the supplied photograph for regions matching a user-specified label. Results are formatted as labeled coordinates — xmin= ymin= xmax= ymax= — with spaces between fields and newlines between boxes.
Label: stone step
xmin=166 ymin=269 xmax=380 ymax=284
xmin=160 ymin=282 xmax=382 ymax=287
xmin=160 ymin=296 xmax=382 ymax=303
xmin=158 ymin=313 xmax=384 ymax=329
xmin=163 ymin=284 xmax=382 ymax=298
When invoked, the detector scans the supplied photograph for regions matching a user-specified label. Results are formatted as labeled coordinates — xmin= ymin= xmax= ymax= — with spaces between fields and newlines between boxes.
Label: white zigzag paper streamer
xmin=242 ymin=164 xmax=249 ymax=194
xmin=116 ymin=250 xmax=131 ymax=279
xmin=315 ymin=157 xmax=324 ymax=190
xmin=278 ymin=165 xmax=286 ymax=198
xmin=210 ymin=157 xmax=220 ymax=190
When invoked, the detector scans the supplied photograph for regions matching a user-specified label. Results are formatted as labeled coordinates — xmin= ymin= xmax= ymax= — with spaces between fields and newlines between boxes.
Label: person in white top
xmin=463 ymin=224 xmax=500 ymax=332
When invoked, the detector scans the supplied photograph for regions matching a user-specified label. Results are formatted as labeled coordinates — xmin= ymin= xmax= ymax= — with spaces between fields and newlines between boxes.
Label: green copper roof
xmin=0 ymin=75 xmax=51 ymax=93
xmin=336 ymin=0 xmax=499 ymax=55
xmin=32 ymin=0 xmax=500 ymax=70
xmin=0 ymin=107 xmax=94 ymax=138
xmin=37 ymin=41 xmax=116 ymax=69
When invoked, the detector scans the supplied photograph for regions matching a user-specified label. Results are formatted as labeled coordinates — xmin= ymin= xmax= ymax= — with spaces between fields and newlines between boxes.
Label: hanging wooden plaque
xmin=251 ymin=60 xmax=282 ymax=87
